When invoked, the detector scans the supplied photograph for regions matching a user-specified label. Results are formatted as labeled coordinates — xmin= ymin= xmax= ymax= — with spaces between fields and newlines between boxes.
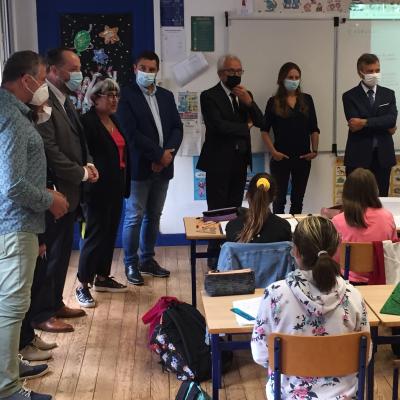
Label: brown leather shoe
xmin=56 ymin=305 xmax=86 ymax=319
xmin=32 ymin=317 xmax=74 ymax=333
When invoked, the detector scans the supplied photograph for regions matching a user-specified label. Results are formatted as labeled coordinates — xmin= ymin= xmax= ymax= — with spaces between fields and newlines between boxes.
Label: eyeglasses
xmin=99 ymin=93 xmax=120 ymax=100
xmin=222 ymin=69 xmax=244 ymax=76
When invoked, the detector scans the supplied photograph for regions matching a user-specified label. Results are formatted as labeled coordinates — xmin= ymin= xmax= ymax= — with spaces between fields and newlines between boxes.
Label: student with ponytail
xmin=251 ymin=216 xmax=370 ymax=400
xmin=225 ymin=172 xmax=291 ymax=243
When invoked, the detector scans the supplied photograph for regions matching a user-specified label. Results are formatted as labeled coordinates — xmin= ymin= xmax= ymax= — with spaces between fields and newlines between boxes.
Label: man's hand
xmin=348 ymin=118 xmax=367 ymax=132
xmin=159 ymin=149 xmax=175 ymax=167
xmin=48 ymin=190 xmax=69 ymax=219
xmin=38 ymin=244 xmax=46 ymax=258
xmin=87 ymin=164 xmax=99 ymax=183
xmin=271 ymin=151 xmax=289 ymax=161
xmin=389 ymin=126 xmax=397 ymax=135
xmin=300 ymin=152 xmax=317 ymax=160
xmin=151 ymin=162 xmax=164 ymax=173
xmin=231 ymin=85 xmax=252 ymax=106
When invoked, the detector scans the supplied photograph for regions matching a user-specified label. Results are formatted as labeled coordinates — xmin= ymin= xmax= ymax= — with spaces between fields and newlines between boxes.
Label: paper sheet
xmin=232 ymin=296 xmax=262 ymax=326
xmin=394 ymin=215 xmax=400 ymax=230
xmin=179 ymin=120 xmax=202 ymax=156
xmin=287 ymin=218 xmax=298 ymax=233
xmin=161 ymin=27 xmax=186 ymax=62
xmin=172 ymin=53 xmax=209 ymax=87
xmin=220 ymin=221 xmax=228 ymax=235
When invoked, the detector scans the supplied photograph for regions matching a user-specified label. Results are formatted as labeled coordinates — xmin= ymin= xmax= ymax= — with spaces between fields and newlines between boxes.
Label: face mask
xmin=26 ymin=76 xmax=49 ymax=106
xmin=136 ymin=70 xmax=156 ymax=88
xmin=362 ymin=72 xmax=381 ymax=87
xmin=283 ymin=79 xmax=300 ymax=91
xmin=37 ymin=105 xmax=52 ymax=125
xmin=225 ymin=75 xmax=241 ymax=89
xmin=65 ymin=71 xmax=83 ymax=91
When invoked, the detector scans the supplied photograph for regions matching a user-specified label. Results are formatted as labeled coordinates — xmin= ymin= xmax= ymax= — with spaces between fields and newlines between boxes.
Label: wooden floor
xmin=26 ymin=246 xmax=395 ymax=399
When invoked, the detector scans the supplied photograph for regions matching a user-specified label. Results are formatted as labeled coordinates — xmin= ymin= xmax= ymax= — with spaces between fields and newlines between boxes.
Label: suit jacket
xmin=116 ymin=83 xmax=183 ymax=181
xmin=37 ymin=88 xmax=91 ymax=211
xmin=80 ymin=108 xmax=130 ymax=205
xmin=342 ymin=83 xmax=397 ymax=168
xmin=197 ymin=82 xmax=264 ymax=173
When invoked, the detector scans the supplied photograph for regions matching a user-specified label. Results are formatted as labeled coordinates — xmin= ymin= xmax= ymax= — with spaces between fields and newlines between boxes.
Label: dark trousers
xmin=346 ymin=149 xmax=391 ymax=197
xmin=31 ymin=211 xmax=75 ymax=323
xmin=270 ymin=158 xmax=311 ymax=214
xmin=78 ymin=196 xmax=123 ymax=284
xmin=205 ymin=153 xmax=248 ymax=210
xmin=20 ymin=256 xmax=47 ymax=349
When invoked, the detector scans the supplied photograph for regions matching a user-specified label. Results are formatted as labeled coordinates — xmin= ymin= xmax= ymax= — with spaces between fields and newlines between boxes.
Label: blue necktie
xmin=367 ymin=89 xmax=375 ymax=107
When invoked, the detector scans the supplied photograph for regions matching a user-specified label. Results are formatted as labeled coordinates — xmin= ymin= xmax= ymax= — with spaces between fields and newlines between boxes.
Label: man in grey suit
xmin=33 ymin=48 xmax=99 ymax=333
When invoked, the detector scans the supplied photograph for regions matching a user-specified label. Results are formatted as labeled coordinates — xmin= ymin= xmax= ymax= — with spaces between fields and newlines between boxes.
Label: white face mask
xmin=362 ymin=72 xmax=381 ymax=88
xmin=37 ymin=105 xmax=52 ymax=125
xmin=26 ymin=75 xmax=49 ymax=106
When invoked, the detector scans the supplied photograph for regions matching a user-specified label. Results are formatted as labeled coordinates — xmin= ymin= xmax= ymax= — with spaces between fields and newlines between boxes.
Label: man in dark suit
xmin=343 ymin=53 xmax=397 ymax=196
xmin=117 ymin=51 xmax=183 ymax=285
xmin=33 ymin=48 xmax=99 ymax=332
xmin=197 ymin=54 xmax=264 ymax=210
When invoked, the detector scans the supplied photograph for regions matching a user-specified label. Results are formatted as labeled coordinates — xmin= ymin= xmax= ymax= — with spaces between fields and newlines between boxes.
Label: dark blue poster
xmin=160 ymin=0 xmax=184 ymax=27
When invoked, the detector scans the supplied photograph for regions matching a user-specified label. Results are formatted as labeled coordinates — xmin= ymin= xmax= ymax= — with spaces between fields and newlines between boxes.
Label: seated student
xmin=225 ymin=173 xmax=292 ymax=243
xmin=332 ymin=168 xmax=397 ymax=284
xmin=251 ymin=216 xmax=370 ymax=400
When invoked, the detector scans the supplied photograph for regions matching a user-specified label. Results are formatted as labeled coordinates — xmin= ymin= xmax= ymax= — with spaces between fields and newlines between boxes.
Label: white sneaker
xmin=20 ymin=344 xmax=52 ymax=362
xmin=32 ymin=334 xmax=57 ymax=350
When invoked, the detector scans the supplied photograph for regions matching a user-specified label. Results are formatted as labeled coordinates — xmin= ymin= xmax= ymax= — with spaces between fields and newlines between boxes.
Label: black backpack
xmin=150 ymin=302 xmax=212 ymax=382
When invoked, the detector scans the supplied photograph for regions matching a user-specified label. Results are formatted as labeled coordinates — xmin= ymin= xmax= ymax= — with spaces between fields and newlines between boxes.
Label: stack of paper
xmin=232 ymin=296 xmax=262 ymax=326
xmin=287 ymin=218 xmax=298 ymax=233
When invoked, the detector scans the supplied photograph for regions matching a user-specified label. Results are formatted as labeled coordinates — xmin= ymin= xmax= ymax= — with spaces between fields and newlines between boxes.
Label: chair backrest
xmin=217 ymin=241 xmax=295 ymax=288
xmin=339 ymin=242 xmax=374 ymax=280
xmin=268 ymin=332 xmax=371 ymax=400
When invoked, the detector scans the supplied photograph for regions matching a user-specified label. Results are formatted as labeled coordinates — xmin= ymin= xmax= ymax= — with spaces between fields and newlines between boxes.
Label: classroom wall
xmin=10 ymin=0 xmax=336 ymax=236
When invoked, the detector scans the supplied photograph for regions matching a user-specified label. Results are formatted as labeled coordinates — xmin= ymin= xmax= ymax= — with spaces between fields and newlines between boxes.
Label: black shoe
xmin=139 ymin=259 xmax=170 ymax=278
xmin=125 ymin=265 xmax=144 ymax=285
xmin=93 ymin=276 xmax=128 ymax=293
xmin=19 ymin=356 xmax=49 ymax=380
xmin=75 ymin=287 xmax=96 ymax=308
xmin=4 ymin=388 xmax=52 ymax=399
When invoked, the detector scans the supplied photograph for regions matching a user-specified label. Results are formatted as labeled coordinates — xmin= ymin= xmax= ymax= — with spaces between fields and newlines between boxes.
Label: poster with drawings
xmin=254 ymin=0 xmax=344 ymax=14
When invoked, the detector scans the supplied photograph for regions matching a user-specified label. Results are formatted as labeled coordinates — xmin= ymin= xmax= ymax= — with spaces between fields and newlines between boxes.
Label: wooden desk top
xmin=357 ymin=285 xmax=400 ymax=327
xmin=201 ymin=288 xmax=380 ymax=334
xmin=201 ymin=289 xmax=264 ymax=334
xmin=183 ymin=217 xmax=226 ymax=240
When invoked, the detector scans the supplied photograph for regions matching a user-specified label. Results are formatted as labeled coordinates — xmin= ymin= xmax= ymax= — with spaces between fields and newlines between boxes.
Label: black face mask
xmin=225 ymin=75 xmax=241 ymax=89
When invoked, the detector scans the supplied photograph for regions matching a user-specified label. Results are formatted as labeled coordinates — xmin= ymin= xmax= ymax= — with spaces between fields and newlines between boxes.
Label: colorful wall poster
xmin=191 ymin=16 xmax=215 ymax=52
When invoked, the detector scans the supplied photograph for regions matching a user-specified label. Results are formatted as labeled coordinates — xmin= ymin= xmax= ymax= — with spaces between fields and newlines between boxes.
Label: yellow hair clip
xmin=256 ymin=177 xmax=270 ymax=191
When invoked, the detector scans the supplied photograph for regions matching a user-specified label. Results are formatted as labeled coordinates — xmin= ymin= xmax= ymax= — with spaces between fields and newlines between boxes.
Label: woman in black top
xmin=262 ymin=62 xmax=320 ymax=214
xmin=226 ymin=173 xmax=292 ymax=243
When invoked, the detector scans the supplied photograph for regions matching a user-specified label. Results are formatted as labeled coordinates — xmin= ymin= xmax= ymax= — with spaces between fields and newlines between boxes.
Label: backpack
xmin=175 ymin=381 xmax=211 ymax=400
xmin=150 ymin=302 xmax=212 ymax=382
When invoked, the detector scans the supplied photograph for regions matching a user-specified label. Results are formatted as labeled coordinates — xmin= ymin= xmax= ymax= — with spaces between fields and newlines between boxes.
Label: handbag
xmin=204 ymin=269 xmax=255 ymax=297
xmin=380 ymin=283 xmax=400 ymax=315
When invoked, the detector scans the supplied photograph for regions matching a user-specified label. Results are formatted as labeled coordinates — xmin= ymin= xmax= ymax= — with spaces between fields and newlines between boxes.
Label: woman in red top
xmin=76 ymin=77 xmax=130 ymax=307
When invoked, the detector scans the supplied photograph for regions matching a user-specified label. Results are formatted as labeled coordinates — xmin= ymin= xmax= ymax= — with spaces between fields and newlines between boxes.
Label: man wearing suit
xmin=197 ymin=54 xmax=264 ymax=210
xmin=117 ymin=51 xmax=183 ymax=285
xmin=343 ymin=53 xmax=397 ymax=196
xmin=33 ymin=48 xmax=99 ymax=332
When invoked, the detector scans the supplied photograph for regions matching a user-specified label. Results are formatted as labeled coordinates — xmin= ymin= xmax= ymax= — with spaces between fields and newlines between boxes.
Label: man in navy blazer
xmin=117 ymin=51 xmax=183 ymax=285
xmin=343 ymin=53 xmax=397 ymax=196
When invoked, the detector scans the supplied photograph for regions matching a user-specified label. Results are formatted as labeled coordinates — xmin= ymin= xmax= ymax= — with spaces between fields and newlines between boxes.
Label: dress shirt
xmin=0 ymin=88 xmax=52 ymax=234
xmin=138 ymin=84 xmax=164 ymax=148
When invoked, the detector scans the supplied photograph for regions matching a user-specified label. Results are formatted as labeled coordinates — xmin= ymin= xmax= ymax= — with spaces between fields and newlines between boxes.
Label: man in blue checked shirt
xmin=0 ymin=51 xmax=68 ymax=400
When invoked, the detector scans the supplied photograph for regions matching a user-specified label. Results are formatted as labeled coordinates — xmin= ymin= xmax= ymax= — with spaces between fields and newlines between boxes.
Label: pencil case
xmin=203 ymin=207 xmax=238 ymax=222
xmin=204 ymin=269 xmax=255 ymax=297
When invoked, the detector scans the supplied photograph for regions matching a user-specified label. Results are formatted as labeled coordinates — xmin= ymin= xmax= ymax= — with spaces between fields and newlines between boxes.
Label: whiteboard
xmin=228 ymin=19 xmax=335 ymax=152
xmin=336 ymin=20 xmax=400 ymax=153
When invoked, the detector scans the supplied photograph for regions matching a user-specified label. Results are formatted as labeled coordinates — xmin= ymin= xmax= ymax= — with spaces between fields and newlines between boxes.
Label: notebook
xmin=232 ymin=296 xmax=262 ymax=326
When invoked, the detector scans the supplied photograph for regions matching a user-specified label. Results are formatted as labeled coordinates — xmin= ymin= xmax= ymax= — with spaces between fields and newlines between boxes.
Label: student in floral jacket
xmin=251 ymin=216 xmax=370 ymax=400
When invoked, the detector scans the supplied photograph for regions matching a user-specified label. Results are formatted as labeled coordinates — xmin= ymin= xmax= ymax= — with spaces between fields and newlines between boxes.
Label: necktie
xmin=64 ymin=98 xmax=87 ymax=165
xmin=230 ymin=93 xmax=240 ymax=115
xmin=367 ymin=89 xmax=375 ymax=107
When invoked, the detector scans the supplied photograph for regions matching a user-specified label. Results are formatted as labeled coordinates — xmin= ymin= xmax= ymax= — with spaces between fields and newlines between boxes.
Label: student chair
xmin=340 ymin=242 xmax=374 ymax=281
xmin=393 ymin=359 xmax=400 ymax=400
xmin=268 ymin=332 xmax=371 ymax=400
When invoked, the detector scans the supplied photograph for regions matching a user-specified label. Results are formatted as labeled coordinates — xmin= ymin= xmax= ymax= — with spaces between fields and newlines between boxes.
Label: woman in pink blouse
xmin=332 ymin=168 xmax=397 ymax=283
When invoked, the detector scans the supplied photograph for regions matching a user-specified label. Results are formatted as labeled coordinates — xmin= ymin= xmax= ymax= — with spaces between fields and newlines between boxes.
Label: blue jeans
xmin=123 ymin=175 xmax=169 ymax=268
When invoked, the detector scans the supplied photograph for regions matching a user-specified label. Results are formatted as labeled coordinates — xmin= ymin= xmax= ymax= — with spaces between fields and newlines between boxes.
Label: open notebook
xmin=232 ymin=296 xmax=262 ymax=326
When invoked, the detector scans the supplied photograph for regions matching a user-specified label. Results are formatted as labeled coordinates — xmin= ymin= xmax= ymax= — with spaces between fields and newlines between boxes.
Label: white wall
xmin=154 ymin=0 xmax=335 ymax=233
xmin=12 ymin=0 xmax=335 ymax=234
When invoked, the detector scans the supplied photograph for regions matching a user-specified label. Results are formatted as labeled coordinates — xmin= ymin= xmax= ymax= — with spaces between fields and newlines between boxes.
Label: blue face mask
xmin=283 ymin=79 xmax=300 ymax=91
xmin=136 ymin=70 xmax=156 ymax=88
xmin=65 ymin=71 xmax=83 ymax=92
